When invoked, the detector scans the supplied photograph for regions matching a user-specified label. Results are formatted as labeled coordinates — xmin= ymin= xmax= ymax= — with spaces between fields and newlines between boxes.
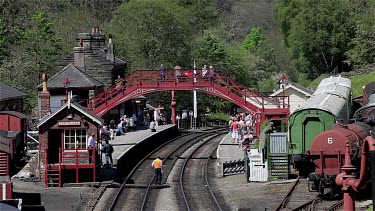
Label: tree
xmin=176 ymin=0 xmax=217 ymax=34
xmin=109 ymin=0 xmax=191 ymax=69
xmin=0 ymin=17 xmax=6 ymax=64
xmin=347 ymin=0 xmax=375 ymax=66
xmin=276 ymin=0 xmax=355 ymax=78
xmin=0 ymin=12 xmax=62 ymax=112
xmin=240 ymin=27 xmax=279 ymax=91
xmin=241 ymin=27 xmax=266 ymax=52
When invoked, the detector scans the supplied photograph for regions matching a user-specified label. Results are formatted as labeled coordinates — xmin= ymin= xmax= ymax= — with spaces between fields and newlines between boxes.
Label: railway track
xmin=107 ymin=128 xmax=226 ymax=210
xmin=274 ymin=177 xmax=343 ymax=211
xmin=179 ymin=133 xmax=226 ymax=211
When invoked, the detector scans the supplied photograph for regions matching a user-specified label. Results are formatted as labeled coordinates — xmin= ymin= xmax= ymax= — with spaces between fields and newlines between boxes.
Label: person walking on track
xmin=152 ymin=156 xmax=163 ymax=185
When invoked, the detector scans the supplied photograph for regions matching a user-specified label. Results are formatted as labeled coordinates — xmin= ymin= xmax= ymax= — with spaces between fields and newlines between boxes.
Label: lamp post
xmin=63 ymin=78 xmax=70 ymax=101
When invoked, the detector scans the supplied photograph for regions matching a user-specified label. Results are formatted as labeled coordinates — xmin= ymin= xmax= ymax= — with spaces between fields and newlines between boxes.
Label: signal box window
xmin=64 ymin=129 xmax=87 ymax=149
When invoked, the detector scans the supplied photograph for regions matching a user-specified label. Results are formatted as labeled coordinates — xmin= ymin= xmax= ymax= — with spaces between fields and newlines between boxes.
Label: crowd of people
xmin=159 ymin=63 xmax=216 ymax=83
xmin=228 ymin=112 xmax=256 ymax=150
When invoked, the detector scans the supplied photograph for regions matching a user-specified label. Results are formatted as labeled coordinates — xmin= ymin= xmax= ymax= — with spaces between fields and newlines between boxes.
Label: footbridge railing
xmin=83 ymin=69 xmax=289 ymax=120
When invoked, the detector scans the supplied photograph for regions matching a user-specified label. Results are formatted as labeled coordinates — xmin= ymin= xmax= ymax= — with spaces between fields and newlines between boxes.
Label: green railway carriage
xmin=288 ymin=76 xmax=352 ymax=176
xmin=288 ymin=109 xmax=337 ymax=155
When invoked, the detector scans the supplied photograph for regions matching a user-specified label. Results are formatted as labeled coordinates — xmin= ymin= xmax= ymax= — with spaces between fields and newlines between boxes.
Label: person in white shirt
xmin=88 ymin=133 xmax=95 ymax=163
xmin=154 ymin=109 xmax=159 ymax=130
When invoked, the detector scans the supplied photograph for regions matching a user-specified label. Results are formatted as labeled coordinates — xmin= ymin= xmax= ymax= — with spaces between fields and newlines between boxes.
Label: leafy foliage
xmin=241 ymin=27 xmax=266 ymax=52
xmin=109 ymin=0 xmax=191 ymax=69
xmin=0 ymin=11 xmax=62 ymax=112
xmin=347 ymin=0 xmax=375 ymax=66
xmin=0 ymin=18 xmax=6 ymax=64
xmin=276 ymin=0 xmax=355 ymax=78
xmin=0 ymin=0 xmax=373 ymax=116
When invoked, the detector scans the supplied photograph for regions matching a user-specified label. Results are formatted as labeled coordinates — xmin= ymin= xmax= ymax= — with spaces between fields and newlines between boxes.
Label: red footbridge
xmin=83 ymin=69 xmax=289 ymax=134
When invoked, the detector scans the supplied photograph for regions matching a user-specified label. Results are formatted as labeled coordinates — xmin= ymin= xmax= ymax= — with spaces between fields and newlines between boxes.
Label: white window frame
xmin=64 ymin=129 xmax=88 ymax=149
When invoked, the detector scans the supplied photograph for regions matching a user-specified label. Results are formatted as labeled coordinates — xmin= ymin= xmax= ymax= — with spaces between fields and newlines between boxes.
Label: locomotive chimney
xmin=39 ymin=73 xmax=50 ymax=118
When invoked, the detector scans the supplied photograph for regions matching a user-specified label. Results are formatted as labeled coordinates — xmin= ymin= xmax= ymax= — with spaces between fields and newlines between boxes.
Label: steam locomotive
xmin=288 ymin=76 xmax=352 ymax=177
xmin=307 ymin=82 xmax=375 ymax=195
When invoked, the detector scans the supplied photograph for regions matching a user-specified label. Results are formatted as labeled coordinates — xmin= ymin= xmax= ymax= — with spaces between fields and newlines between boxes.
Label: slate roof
xmin=0 ymin=111 xmax=28 ymax=119
xmin=97 ymin=48 xmax=127 ymax=65
xmin=0 ymin=82 xmax=27 ymax=101
xmin=37 ymin=101 xmax=103 ymax=128
xmin=38 ymin=63 xmax=104 ymax=90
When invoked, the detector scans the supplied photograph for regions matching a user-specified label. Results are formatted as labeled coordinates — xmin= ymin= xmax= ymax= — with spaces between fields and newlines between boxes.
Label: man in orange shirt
xmin=152 ymin=156 xmax=163 ymax=185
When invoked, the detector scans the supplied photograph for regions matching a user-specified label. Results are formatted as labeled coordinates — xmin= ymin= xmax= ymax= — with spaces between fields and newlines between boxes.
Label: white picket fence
xmin=248 ymin=149 xmax=268 ymax=182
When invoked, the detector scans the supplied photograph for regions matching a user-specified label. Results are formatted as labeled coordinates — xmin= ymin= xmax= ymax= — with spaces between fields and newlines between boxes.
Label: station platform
xmin=217 ymin=132 xmax=247 ymax=162
xmin=106 ymin=124 xmax=175 ymax=166
xmin=99 ymin=124 xmax=176 ymax=181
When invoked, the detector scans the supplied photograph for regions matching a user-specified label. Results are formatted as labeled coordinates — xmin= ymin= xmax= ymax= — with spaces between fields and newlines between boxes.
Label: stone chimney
xmin=91 ymin=27 xmax=106 ymax=48
xmin=106 ymin=34 xmax=114 ymax=62
xmin=76 ymin=33 xmax=92 ymax=50
xmin=73 ymin=40 xmax=85 ymax=68
xmin=39 ymin=73 xmax=50 ymax=118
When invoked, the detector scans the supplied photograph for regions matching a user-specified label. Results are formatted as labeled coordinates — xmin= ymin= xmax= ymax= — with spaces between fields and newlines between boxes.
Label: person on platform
xmin=145 ymin=112 xmax=150 ymax=126
xmin=109 ymin=120 xmax=116 ymax=140
xmin=228 ymin=118 xmax=233 ymax=134
xmin=240 ymin=131 xmax=253 ymax=150
xmin=150 ymin=120 xmax=156 ymax=132
xmin=132 ymin=113 xmax=138 ymax=128
xmin=154 ymin=109 xmax=159 ymax=130
xmin=102 ymin=139 xmax=114 ymax=167
xmin=88 ymin=133 xmax=95 ymax=163
xmin=231 ymin=119 xmax=240 ymax=143
xmin=117 ymin=118 xmax=126 ymax=135
xmin=152 ymin=156 xmax=163 ymax=185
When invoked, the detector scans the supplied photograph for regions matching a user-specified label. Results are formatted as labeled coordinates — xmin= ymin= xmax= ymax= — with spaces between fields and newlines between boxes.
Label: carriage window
xmin=64 ymin=129 xmax=87 ymax=149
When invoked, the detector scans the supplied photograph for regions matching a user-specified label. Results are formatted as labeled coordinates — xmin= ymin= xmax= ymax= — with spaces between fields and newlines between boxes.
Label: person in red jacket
xmin=231 ymin=119 xmax=240 ymax=143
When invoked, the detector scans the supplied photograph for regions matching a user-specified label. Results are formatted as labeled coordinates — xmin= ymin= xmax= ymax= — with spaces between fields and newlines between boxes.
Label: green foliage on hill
xmin=0 ymin=0 xmax=373 ymax=115
xmin=275 ymin=0 xmax=375 ymax=78
xmin=350 ymin=71 xmax=375 ymax=97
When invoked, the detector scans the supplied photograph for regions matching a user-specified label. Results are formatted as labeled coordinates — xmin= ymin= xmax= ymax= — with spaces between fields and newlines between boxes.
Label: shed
xmin=37 ymin=98 xmax=103 ymax=187
xmin=270 ymin=83 xmax=313 ymax=114
xmin=0 ymin=82 xmax=27 ymax=112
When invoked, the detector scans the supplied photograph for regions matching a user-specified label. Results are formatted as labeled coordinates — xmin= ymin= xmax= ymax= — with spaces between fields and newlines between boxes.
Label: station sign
xmin=58 ymin=121 xmax=81 ymax=126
